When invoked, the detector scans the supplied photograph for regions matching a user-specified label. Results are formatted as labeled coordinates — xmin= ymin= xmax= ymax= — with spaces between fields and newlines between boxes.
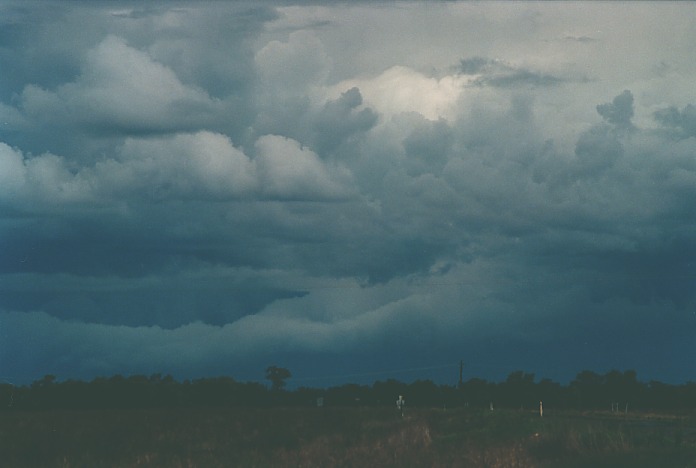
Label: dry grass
xmin=1 ymin=408 xmax=695 ymax=467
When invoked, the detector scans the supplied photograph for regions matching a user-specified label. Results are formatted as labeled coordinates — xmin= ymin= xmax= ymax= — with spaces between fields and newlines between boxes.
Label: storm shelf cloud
xmin=1 ymin=1 xmax=696 ymax=387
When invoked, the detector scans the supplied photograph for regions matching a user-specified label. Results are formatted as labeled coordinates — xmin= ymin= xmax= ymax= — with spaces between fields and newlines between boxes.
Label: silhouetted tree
xmin=570 ymin=370 xmax=604 ymax=409
xmin=8 ymin=368 xmax=696 ymax=411
xmin=460 ymin=377 xmax=493 ymax=408
xmin=372 ymin=379 xmax=407 ymax=406
xmin=265 ymin=365 xmax=292 ymax=391
xmin=504 ymin=371 xmax=536 ymax=409
xmin=408 ymin=379 xmax=441 ymax=407
xmin=605 ymin=369 xmax=642 ymax=411
xmin=538 ymin=378 xmax=563 ymax=408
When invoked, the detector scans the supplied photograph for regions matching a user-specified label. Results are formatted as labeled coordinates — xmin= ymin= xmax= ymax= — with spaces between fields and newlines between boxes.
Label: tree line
xmin=2 ymin=368 xmax=695 ymax=411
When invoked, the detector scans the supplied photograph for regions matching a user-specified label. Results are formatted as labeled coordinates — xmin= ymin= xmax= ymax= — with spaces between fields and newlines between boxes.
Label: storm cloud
xmin=1 ymin=1 xmax=695 ymax=386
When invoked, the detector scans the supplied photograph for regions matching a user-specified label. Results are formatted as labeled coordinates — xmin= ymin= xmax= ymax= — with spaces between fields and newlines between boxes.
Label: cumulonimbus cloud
xmin=1 ymin=2 xmax=696 ymax=386
xmin=20 ymin=36 xmax=222 ymax=136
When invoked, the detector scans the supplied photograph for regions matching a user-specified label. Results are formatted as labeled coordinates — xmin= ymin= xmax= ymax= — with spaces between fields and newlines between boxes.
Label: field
xmin=2 ymin=407 xmax=696 ymax=467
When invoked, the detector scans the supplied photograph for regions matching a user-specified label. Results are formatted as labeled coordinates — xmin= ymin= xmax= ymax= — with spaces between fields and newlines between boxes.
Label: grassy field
xmin=1 ymin=407 xmax=695 ymax=467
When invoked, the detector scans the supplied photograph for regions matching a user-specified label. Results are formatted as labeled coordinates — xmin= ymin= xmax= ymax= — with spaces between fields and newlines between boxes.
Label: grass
xmin=1 ymin=407 xmax=695 ymax=467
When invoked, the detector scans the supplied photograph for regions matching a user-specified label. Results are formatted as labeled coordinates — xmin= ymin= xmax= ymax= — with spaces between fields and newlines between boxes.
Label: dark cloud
xmin=1 ymin=2 xmax=695 ymax=386
xmin=484 ymin=69 xmax=565 ymax=88
xmin=1 ymin=277 xmax=307 ymax=328
xmin=314 ymin=87 xmax=378 ymax=155
xmin=596 ymin=90 xmax=634 ymax=129
xmin=458 ymin=56 xmax=566 ymax=88
xmin=402 ymin=115 xmax=453 ymax=176
xmin=654 ymin=103 xmax=696 ymax=138
xmin=458 ymin=56 xmax=489 ymax=75
xmin=563 ymin=35 xmax=596 ymax=43
xmin=573 ymin=123 xmax=623 ymax=177
xmin=596 ymin=243 xmax=696 ymax=308
xmin=0 ymin=4 xmax=85 ymax=101
xmin=0 ymin=3 xmax=274 ymax=156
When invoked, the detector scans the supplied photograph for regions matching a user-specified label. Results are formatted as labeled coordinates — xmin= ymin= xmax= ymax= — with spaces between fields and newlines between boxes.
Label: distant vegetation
xmin=2 ymin=369 xmax=696 ymax=411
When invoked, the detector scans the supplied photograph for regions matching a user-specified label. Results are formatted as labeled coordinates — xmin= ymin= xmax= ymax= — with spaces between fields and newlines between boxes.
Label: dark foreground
xmin=2 ymin=407 xmax=696 ymax=467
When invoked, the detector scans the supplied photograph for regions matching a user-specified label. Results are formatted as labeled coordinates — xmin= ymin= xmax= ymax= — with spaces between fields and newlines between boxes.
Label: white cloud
xmin=333 ymin=66 xmax=468 ymax=121
xmin=0 ymin=143 xmax=94 ymax=207
xmin=3 ymin=1 xmax=696 ymax=385
xmin=255 ymin=134 xmax=354 ymax=200
xmin=255 ymin=30 xmax=331 ymax=93
xmin=0 ymin=129 xmax=358 ymax=209
xmin=20 ymin=35 xmax=219 ymax=134
xmin=0 ymin=143 xmax=27 ymax=198
xmin=101 ymin=131 xmax=258 ymax=200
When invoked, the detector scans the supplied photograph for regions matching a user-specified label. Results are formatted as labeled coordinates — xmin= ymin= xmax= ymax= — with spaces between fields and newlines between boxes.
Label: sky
xmin=1 ymin=1 xmax=696 ymax=388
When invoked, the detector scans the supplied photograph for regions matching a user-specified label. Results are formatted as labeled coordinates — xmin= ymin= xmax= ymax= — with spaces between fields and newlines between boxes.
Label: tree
xmin=605 ymin=369 xmax=642 ymax=412
xmin=570 ymin=370 xmax=604 ymax=409
xmin=503 ymin=371 xmax=536 ymax=409
xmin=265 ymin=365 xmax=291 ymax=391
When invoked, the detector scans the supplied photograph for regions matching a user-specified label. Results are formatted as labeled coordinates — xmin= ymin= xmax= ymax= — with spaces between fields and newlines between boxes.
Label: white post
xmin=397 ymin=395 xmax=405 ymax=417
xmin=539 ymin=400 xmax=543 ymax=418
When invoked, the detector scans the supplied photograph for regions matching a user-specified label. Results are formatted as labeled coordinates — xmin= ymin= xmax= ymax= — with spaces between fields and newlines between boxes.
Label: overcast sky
xmin=1 ymin=1 xmax=696 ymax=387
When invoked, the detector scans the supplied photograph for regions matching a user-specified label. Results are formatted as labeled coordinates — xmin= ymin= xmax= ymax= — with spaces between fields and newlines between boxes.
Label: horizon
xmin=6 ymin=364 xmax=693 ymax=390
